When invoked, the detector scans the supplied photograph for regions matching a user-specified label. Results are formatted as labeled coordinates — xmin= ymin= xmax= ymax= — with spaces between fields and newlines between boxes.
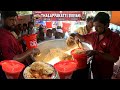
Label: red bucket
xmin=0 ymin=60 xmax=25 ymax=79
xmin=54 ymin=60 xmax=77 ymax=79
xmin=71 ymin=48 xmax=87 ymax=69
xmin=23 ymin=34 xmax=38 ymax=49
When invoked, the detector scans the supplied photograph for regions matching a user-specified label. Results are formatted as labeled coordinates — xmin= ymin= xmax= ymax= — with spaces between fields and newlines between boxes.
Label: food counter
xmin=0 ymin=39 xmax=93 ymax=79
xmin=28 ymin=39 xmax=93 ymax=79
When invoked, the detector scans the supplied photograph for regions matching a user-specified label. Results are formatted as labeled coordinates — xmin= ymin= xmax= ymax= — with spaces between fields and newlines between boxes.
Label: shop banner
xmin=33 ymin=11 xmax=83 ymax=21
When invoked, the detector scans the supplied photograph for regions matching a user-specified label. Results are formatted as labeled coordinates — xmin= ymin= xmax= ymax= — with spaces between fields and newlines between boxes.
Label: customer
xmin=21 ymin=23 xmax=28 ymax=36
xmin=75 ymin=16 xmax=94 ymax=35
xmin=37 ymin=26 xmax=45 ymax=42
xmin=28 ymin=21 xmax=36 ymax=34
xmin=45 ymin=29 xmax=55 ymax=40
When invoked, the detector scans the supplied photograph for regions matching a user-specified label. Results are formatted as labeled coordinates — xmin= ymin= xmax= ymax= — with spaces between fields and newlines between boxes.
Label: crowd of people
xmin=37 ymin=25 xmax=65 ymax=42
xmin=7 ymin=19 xmax=67 ymax=52
xmin=15 ymin=22 xmax=66 ymax=42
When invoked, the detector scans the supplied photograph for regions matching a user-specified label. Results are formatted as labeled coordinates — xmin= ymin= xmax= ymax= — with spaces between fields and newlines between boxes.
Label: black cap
xmin=1 ymin=11 xmax=18 ymax=19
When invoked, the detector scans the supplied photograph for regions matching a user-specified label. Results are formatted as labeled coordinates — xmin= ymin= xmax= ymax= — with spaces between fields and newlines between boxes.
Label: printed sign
xmin=33 ymin=11 xmax=83 ymax=21
xmin=30 ymin=40 xmax=37 ymax=47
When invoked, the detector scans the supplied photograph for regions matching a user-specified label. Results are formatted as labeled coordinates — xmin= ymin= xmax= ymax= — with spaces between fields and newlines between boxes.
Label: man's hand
xmin=13 ymin=47 xmax=40 ymax=63
xmin=75 ymin=33 xmax=85 ymax=42
xmin=32 ymin=48 xmax=41 ymax=56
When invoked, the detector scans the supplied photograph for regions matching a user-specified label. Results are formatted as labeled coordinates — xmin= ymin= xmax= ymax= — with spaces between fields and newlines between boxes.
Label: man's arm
xmin=13 ymin=48 xmax=40 ymax=62
xmin=71 ymin=32 xmax=94 ymax=45
xmin=66 ymin=32 xmax=94 ymax=47
xmin=86 ymin=50 xmax=119 ymax=63
xmin=1 ymin=43 xmax=40 ymax=63
xmin=75 ymin=33 xmax=85 ymax=42
xmin=96 ymin=51 xmax=118 ymax=63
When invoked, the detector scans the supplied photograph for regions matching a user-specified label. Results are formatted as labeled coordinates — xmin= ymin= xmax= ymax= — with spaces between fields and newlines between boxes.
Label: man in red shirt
xmin=0 ymin=11 xmax=40 ymax=79
xmin=67 ymin=12 xmax=120 ymax=79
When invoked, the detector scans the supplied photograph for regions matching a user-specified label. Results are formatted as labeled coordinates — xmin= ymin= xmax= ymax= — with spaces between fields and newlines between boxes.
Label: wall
xmin=110 ymin=11 xmax=120 ymax=26
xmin=17 ymin=15 xmax=32 ymax=25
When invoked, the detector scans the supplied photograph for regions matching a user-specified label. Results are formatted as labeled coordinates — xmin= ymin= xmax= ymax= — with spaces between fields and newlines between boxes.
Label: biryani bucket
xmin=23 ymin=34 xmax=38 ymax=49
xmin=71 ymin=48 xmax=87 ymax=69
xmin=54 ymin=60 xmax=77 ymax=79
xmin=0 ymin=60 xmax=25 ymax=79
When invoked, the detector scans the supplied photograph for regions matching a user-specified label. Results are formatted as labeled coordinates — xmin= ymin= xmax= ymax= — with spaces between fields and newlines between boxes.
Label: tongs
xmin=76 ymin=39 xmax=84 ymax=49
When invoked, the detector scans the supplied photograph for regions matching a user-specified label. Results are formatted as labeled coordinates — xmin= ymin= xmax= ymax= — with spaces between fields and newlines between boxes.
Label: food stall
xmin=2 ymin=11 xmax=120 ymax=79
xmin=22 ymin=11 xmax=120 ymax=79
xmin=33 ymin=11 xmax=84 ymax=33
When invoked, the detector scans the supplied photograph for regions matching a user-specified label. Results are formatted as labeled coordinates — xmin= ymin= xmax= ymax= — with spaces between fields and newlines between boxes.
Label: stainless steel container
xmin=29 ymin=39 xmax=93 ymax=79
xmin=37 ymin=39 xmax=92 ymax=52
xmin=23 ymin=62 xmax=60 ymax=79
xmin=32 ymin=39 xmax=93 ymax=64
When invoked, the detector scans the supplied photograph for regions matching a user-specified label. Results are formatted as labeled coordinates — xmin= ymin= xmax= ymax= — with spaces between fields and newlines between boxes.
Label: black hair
xmin=28 ymin=21 xmax=34 ymax=25
xmin=52 ymin=28 xmax=56 ymax=31
xmin=86 ymin=16 xmax=94 ymax=22
xmin=18 ymin=24 xmax=21 ymax=26
xmin=70 ymin=33 xmax=76 ymax=38
xmin=1 ymin=11 xmax=18 ymax=19
xmin=57 ymin=26 xmax=62 ymax=29
xmin=23 ymin=23 xmax=27 ymax=27
xmin=93 ymin=12 xmax=110 ymax=25
xmin=47 ymin=29 xmax=52 ymax=33
xmin=39 ymin=26 xmax=43 ymax=31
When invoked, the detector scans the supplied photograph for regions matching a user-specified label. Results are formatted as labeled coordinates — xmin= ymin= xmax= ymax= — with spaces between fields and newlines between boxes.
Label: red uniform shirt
xmin=0 ymin=28 xmax=23 ymax=60
xmin=83 ymin=29 xmax=120 ymax=78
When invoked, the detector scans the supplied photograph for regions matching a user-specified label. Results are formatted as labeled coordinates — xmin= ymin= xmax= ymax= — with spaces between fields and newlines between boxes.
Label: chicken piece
xmin=43 ymin=65 xmax=54 ymax=75
xmin=59 ymin=53 xmax=72 ymax=60
xmin=30 ymin=62 xmax=43 ymax=71
xmin=42 ymin=75 xmax=51 ymax=79
xmin=29 ymin=69 xmax=41 ymax=79
xmin=32 ymin=72 xmax=40 ymax=78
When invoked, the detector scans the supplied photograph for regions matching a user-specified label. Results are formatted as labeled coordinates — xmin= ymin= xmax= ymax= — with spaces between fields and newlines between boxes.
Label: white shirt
xmin=28 ymin=27 xmax=37 ymax=34
xmin=11 ymin=31 xmax=18 ymax=39
xmin=44 ymin=36 xmax=55 ymax=41
xmin=21 ymin=29 xmax=28 ymax=36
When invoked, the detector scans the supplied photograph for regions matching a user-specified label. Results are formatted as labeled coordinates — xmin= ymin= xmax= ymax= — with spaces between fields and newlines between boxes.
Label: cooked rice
xmin=23 ymin=62 xmax=54 ymax=79
xmin=59 ymin=53 xmax=72 ymax=60
xmin=23 ymin=66 xmax=35 ymax=79
xmin=73 ymin=49 xmax=85 ymax=54
xmin=30 ymin=62 xmax=44 ymax=71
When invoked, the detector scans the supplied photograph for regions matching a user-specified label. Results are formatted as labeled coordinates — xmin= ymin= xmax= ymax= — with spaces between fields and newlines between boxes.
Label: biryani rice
xmin=23 ymin=62 xmax=55 ymax=79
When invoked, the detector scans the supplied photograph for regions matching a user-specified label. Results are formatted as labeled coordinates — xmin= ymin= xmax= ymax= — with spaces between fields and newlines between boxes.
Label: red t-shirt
xmin=83 ymin=29 xmax=120 ymax=78
xmin=0 ymin=28 xmax=23 ymax=60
